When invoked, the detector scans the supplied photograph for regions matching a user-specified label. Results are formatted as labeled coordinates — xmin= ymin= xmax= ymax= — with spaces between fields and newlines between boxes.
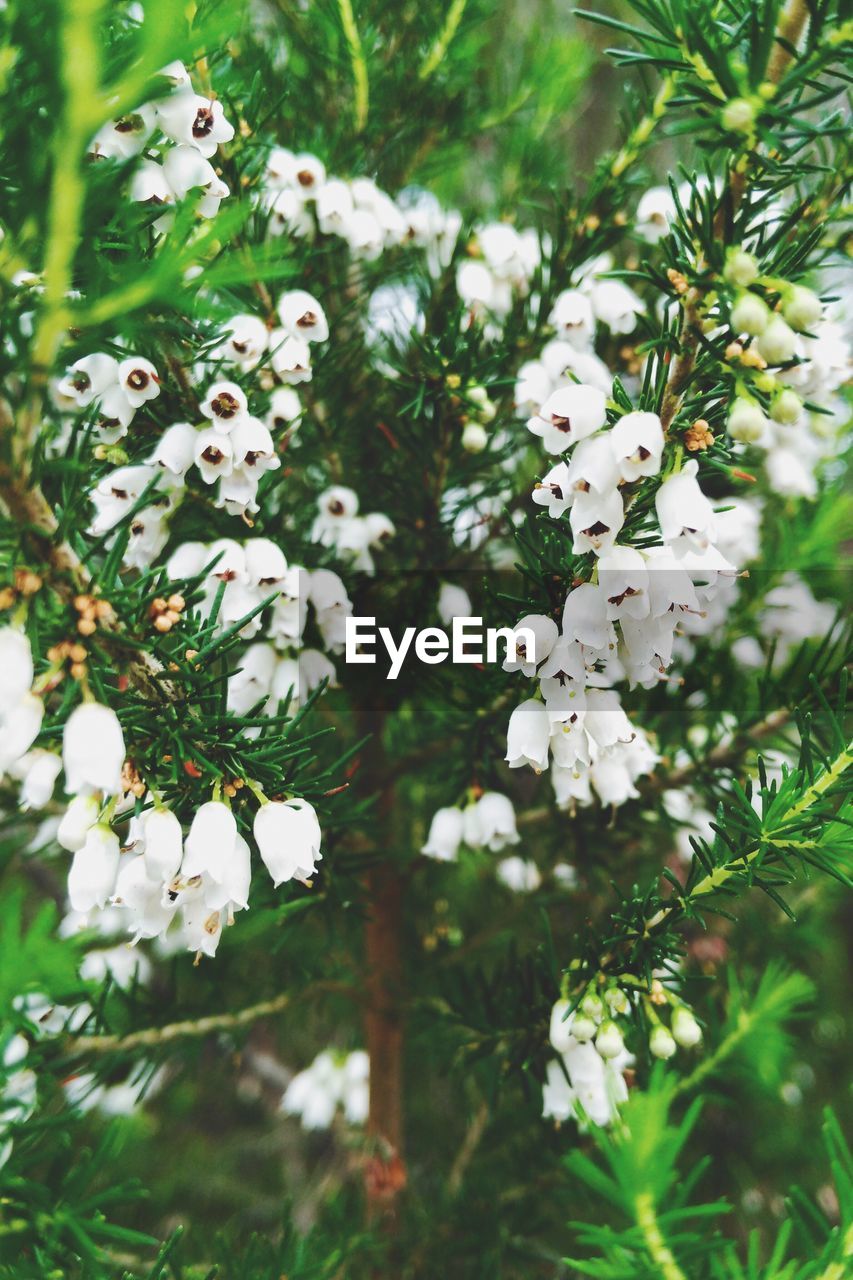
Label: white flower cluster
xmin=0 ymin=629 xmax=325 ymax=960
xmin=89 ymin=62 xmax=234 ymax=226
xmin=56 ymin=351 xmax=161 ymax=442
xmin=281 ymin=1049 xmax=369 ymax=1130
xmin=310 ymin=486 xmax=395 ymax=574
xmin=421 ymin=791 xmax=520 ymax=861
xmin=543 ymin=984 xmax=701 ymax=1128
xmin=0 ymin=1033 xmax=37 ymax=1170
xmin=262 ymin=148 xmax=461 ymax=271
xmin=456 ymin=222 xmax=542 ymax=326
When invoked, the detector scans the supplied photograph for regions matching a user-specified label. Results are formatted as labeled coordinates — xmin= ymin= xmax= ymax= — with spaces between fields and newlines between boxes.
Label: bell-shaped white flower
xmin=269 ymin=331 xmax=313 ymax=383
xmin=635 ymin=185 xmax=676 ymax=242
xmin=57 ymin=353 xmax=119 ymax=407
xmin=527 ymin=385 xmax=607 ymax=454
xmin=194 ymin=428 xmax=234 ymax=484
xmin=58 ymin=793 xmax=100 ymax=851
xmin=514 ymin=359 xmax=552 ymax=415
xmin=227 ymin=642 xmax=278 ymax=715
xmin=63 ymin=702 xmax=125 ymax=795
xmin=182 ymin=801 xmax=238 ymax=887
xmin=562 ymin=583 xmax=610 ymax=649
xmin=655 ymin=459 xmax=716 ymax=549
xmin=584 ymin=689 xmax=635 ymax=750
xmin=199 ymin=380 xmax=248 ymax=432
xmin=549 ymin=999 xmax=575 ymax=1054
xmin=112 ymin=854 xmax=178 ymax=942
xmin=532 ymin=462 xmax=572 ymax=518
xmin=565 ymin=434 xmax=621 ymax=496
xmin=181 ymin=899 xmax=225 ymax=958
xmin=589 ymin=278 xmax=643 ymax=334
xmin=299 ymin=648 xmax=338 ymax=696
xmin=162 ymin=144 xmax=229 ymax=214
xmin=598 ymin=546 xmax=651 ymax=621
xmin=117 ymin=356 xmax=160 ymax=409
xmin=148 ymin=422 xmax=198 ymax=477
xmin=16 ymin=750 xmax=62 ymax=810
xmin=421 ymin=805 xmax=464 ymax=861
xmin=609 ymin=411 xmax=664 ymax=482
xmin=203 ymin=832 xmax=252 ymax=912
xmin=277 ymin=289 xmax=329 ymax=343
xmin=316 ymin=178 xmax=354 ymax=234
xmin=503 ymin=614 xmax=558 ymax=677
xmin=68 ymin=825 xmax=121 ymax=912
xmin=0 ymin=692 xmax=43 ymax=775
xmin=0 ymin=629 xmax=33 ymax=715
xmin=496 ymin=856 xmax=541 ymax=892
xmin=549 ymin=289 xmax=595 ymax=348
xmin=215 ymin=313 xmax=269 ymax=368
xmin=254 ymin=799 xmax=322 ymax=886
xmin=474 ymin=792 xmax=519 ymax=852
xmin=141 ymin=808 xmax=184 ymax=883
xmin=266 ymin=386 xmax=302 ymax=431
xmin=570 ymin=487 xmax=625 ymax=556
xmin=156 ymin=92 xmax=234 ymax=158
xmin=542 ymin=1058 xmax=576 ymax=1123
xmin=505 ymin=698 xmax=551 ymax=771
xmin=345 ymin=208 xmax=384 ymax=260
xmin=438 ymin=583 xmax=473 ymax=624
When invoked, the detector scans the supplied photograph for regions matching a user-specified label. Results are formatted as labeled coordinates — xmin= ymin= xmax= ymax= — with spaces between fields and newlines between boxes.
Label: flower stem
xmin=336 ymin=0 xmax=369 ymax=132
xmin=634 ymin=1192 xmax=688 ymax=1280
xmin=419 ymin=0 xmax=469 ymax=83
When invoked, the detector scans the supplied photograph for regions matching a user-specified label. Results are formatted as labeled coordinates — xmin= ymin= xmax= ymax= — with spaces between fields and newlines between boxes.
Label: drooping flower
xmin=254 ymin=799 xmax=322 ymax=886
xmin=63 ymin=703 xmax=126 ymax=796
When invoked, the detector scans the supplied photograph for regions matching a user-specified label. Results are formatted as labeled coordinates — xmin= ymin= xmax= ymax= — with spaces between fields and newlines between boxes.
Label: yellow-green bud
xmin=728 ymin=397 xmax=768 ymax=443
xmin=461 ymin=422 xmax=488 ymax=453
xmin=770 ymin=388 xmax=803 ymax=424
xmin=722 ymin=98 xmax=755 ymax=133
xmin=782 ymin=285 xmax=822 ymax=332
xmin=755 ymin=315 xmax=797 ymax=365
xmin=731 ymin=293 xmax=770 ymax=336
xmin=724 ymin=249 xmax=760 ymax=288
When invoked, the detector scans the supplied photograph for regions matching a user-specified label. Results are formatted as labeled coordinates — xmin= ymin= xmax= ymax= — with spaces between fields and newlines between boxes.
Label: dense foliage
xmin=0 ymin=1 xmax=850 ymax=1277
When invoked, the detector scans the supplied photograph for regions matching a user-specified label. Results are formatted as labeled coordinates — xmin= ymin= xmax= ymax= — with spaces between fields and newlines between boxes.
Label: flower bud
xmin=782 ymin=286 xmax=822 ymax=332
xmin=755 ymin=316 xmax=797 ymax=365
xmin=595 ymin=1020 xmax=625 ymax=1059
xmin=730 ymin=293 xmax=770 ymax=336
xmin=722 ymin=98 xmax=755 ymax=133
xmin=461 ymin=422 xmax=488 ymax=453
xmin=727 ymin=397 xmax=767 ymax=443
xmin=604 ymin=986 xmax=630 ymax=1016
xmin=650 ymin=1025 xmax=677 ymax=1060
xmin=63 ymin=702 xmax=126 ymax=796
xmin=672 ymin=1006 xmax=703 ymax=1048
xmin=723 ymin=249 xmax=759 ymax=288
xmin=770 ymin=388 xmax=802 ymax=424
xmin=580 ymin=992 xmax=604 ymax=1023
xmin=571 ymin=1014 xmax=597 ymax=1043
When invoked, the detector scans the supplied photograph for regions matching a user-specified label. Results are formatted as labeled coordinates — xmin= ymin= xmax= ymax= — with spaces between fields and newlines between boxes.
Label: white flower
xmin=181 ymin=801 xmax=238 ymax=887
xmin=269 ymin=331 xmax=313 ymax=383
xmin=289 ymin=151 xmax=327 ymax=195
xmin=90 ymin=105 xmax=155 ymax=159
xmin=181 ymin=900 xmax=224 ymax=958
xmin=473 ymin=792 xmax=519 ymax=852
xmin=563 ymin=1037 xmax=622 ymax=1126
xmin=162 ymin=145 xmax=229 ymax=215
xmin=588 ymin=278 xmax=643 ymax=334
xmin=57 ymin=353 xmax=119 ymax=407
xmin=58 ymin=794 xmax=100 ymax=851
xmin=505 ymin=699 xmax=551 ymax=771
xmin=266 ymin=386 xmax=303 ymax=431
xmin=532 ymin=462 xmax=572 ymax=517
xmin=655 ymin=460 xmax=716 ymax=549
xmin=503 ymin=614 xmax=558 ymax=677
xmin=112 ymin=855 xmax=178 ymax=941
xmin=148 ymin=422 xmax=198 ymax=477
xmin=200 ymin=380 xmax=248 ymax=432
xmin=561 ymin=583 xmax=610 ymax=649
xmin=117 ymin=356 xmax=160 ymax=408
xmin=496 ymin=856 xmax=541 ymax=892
xmin=542 ymin=1058 xmax=575 ymax=1122
xmin=549 ymin=290 xmax=595 ymax=348
xmin=130 ymin=158 xmax=174 ymax=209
xmin=527 ymin=385 xmax=607 ymax=454
xmin=598 ymin=546 xmax=650 ymax=621
xmin=68 ymin=825 xmax=121 ymax=912
xmin=63 ymin=703 xmax=125 ymax=795
xmin=316 ymin=178 xmax=354 ymax=233
xmin=299 ymin=649 xmax=337 ymax=696
xmin=565 ymin=434 xmax=621 ymax=497
xmin=16 ymin=750 xmax=62 ymax=810
xmin=0 ymin=629 xmax=33 ymax=715
xmin=140 ymin=808 xmax=184 ymax=883
xmin=421 ymin=806 xmax=464 ymax=861
xmin=549 ymin=999 xmax=575 ymax=1054
xmin=345 ymin=208 xmax=384 ymax=260
xmin=341 ymin=1050 xmax=369 ymax=1124
xmin=437 ymin=583 xmax=472 ymax=624
xmin=609 ymin=411 xmax=664 ymax=482
xmin=215 ymin=314 xmax=269 ymax=368
xmin=88 ymin=464 xmax=159 ymax=536
xmin=194 ymin=428 xmax=234 ymax=484
xmin=277 ymin=290 xmax=329 ymax=344
xmin=254 ymin=799 xmax=322 ymax=886
xmin=267 ymin=187 xmax=313 ymax=238
xmin=635 ymin=186 xmax=676 ymax=242
xmin=765 ymin=447 xmax=818 ymax=498
xmin=156 ymin=92 xmax=234 ymax=158
xmin=569 ymin=487 xmax=625 ymax=556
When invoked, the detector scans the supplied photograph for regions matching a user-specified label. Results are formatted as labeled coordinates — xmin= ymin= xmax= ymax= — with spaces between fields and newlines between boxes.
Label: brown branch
xmin=767 ymin=0 xmax=811 ymax=84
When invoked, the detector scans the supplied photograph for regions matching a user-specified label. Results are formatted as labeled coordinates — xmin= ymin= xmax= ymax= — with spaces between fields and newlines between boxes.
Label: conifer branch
xmin=419 ymin=0 xmax=469 ymax=83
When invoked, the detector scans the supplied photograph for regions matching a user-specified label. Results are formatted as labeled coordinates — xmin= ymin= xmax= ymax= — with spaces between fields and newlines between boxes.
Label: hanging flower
xmin=63 ymin=703 xmax=126 ymax=795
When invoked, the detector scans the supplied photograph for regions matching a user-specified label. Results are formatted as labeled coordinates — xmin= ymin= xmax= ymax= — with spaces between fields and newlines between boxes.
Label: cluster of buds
xmin=46 ymin=639 xmax=89 ymax=683
xmin=74 ymin=594 xmax=114 ymax=637
xmin=121 ymin=759 xmax=146 ymax=799
xmin=446 ymin=374 xmax=497 ymax=454
xmin=149 ymin=592 xmax=185 ymax=633
xmin=644 ymin=977 xmax=703 ymax=1059
xmin=684 ymin=418 xmax=715 ymax=452
xmin=222 ymin=776 xmax=246 ymax=799
xmin=0 ymin=568 xmax=43 ymax=611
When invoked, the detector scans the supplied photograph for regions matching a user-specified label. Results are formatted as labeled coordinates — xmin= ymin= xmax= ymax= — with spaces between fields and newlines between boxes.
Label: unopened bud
xmin=650 ymin=1025 xmax=677 ymax=1060
xmin=722 ymin=98 xmax=755 ymax=133
xmin=595 ymin=1021 xmax=625 ymax=1059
